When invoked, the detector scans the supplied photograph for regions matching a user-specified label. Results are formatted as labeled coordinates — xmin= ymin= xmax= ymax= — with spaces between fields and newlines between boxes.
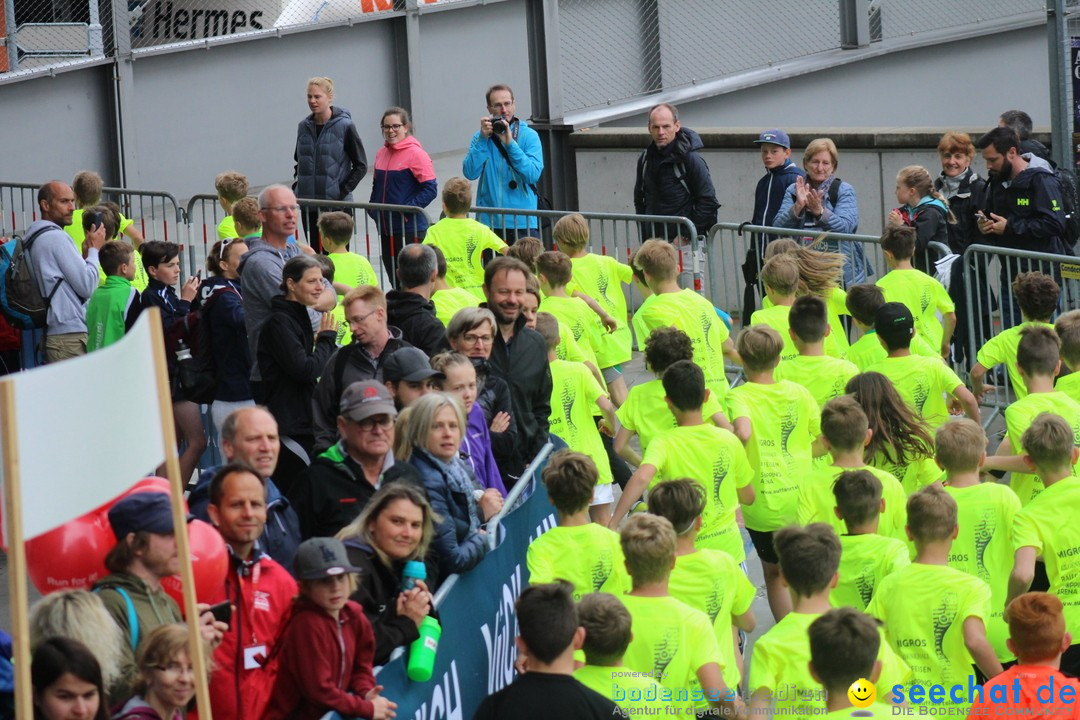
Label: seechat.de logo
xmin=848 ymin=678 xmax=876 ymax=716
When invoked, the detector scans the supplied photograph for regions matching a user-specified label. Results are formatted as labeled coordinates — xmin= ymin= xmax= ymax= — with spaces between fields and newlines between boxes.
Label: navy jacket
xmin=634 ymin=127 xmax=720 ymax=237
xmin=293 ymin=106 xmax=367 ymax=202
xmin=409 ymin=451 xmax=487 ymax=575
xmin=752 ymin=159 xmax=805 ymax=227
xmin=191 ymin=277 xmax=252 ymax=402
xmin=984 ymin=165 xmax=1070 ymax=255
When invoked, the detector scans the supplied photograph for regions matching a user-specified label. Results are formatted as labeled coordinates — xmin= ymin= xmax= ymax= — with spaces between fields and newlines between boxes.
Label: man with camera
xmin=463 ymin=84 xmax=544 ymax=243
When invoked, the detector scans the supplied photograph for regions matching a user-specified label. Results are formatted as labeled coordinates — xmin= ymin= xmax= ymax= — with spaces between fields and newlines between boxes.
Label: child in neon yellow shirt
xmin=750 ymin=253 xmax=800 ymax=362
xmin=526 ymin=450 xmax=628 ymax=599
xmin=429 ymin=245 xmax=479 ymax=327
xmin=617 ymin=514 xmax=740 ymax=716
xmin=866 ymin=486 xmax=1001 ymax=706
xmin=522 ymin=281 xmax=602 ymax=387
xmin=553 ymin=213 xmax=633 ymax=406
xmin=536 ymin=251 xmax=607 ymax=374
xmin=632 ymin=239 xmax=740 ymax=397
xmin=726 ymin=324 xmax=823 ymax=619
xmin=984 ymin=327 xmax=1080 ymax=506
xmin=67 ymin=170 xmax=145 ymax=253
xmin=647 ymin=479 xmax=756 ymax=691
xmin=321 ymin=212 xmax=378 ymax=347
xmin=230 ymin=196 xmax=262 ymax=242
xmin=609 ymin=360 xmax=755 ymax=563
xmin=1008 ymin=413 xmax=1080 ymax=676
xmin=423 ymin=177 xmax=507 ymax=299
xmin=214 ymin=170 xmax=249 ymax=240
xmin=844 ymin=283 xmax=938 ymax=370
xmin=573 ymin=593 xmax=668 ymax=715
xmin=614 ymin=326 xmax=731 ymax=467
xmin=971 ymin=271 xmax=1058 ymax=401
xmin=937 ymin=418 xmax=1020 ymax=662
xmin=796 ymin=396 xmax=908 ymax=544
xmin=866 ymin=301 xmax=979 ymax=428
xmin=760 ymin=238 xmax=850 ymax=354
xmin=535 ymin=313 xmax=616 ymax=523
xmin=808 ymin=608 xmax=895 ymax=718
xmin=1055 ymin=310 xmax=1080 ymax=404
xmin=829 ymin=470 xmax=909 ymax=611
xmin=875 ymin=225 xmax=955 ymax=357
xmin=749 ymin=524 xmax=912 ymax=715
xmin=775 ymin=294 xmax=859 ymax=408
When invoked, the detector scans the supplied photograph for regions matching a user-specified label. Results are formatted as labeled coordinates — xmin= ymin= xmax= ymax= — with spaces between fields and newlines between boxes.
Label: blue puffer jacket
xmin=190 ymin=467 xmax=301 ymax=573
xmin=293 ymin=106 xmax=367 ymax=202
xmin=370 ymin=135 xmax=437 ymax=237
xmin=462 ymin=118 xmax=543 ymax=230
xmin=409 ymin=450 xmax=488 ymax=575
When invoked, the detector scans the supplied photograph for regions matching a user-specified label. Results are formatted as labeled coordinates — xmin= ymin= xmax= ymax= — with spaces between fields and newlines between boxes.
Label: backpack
xmin=1054 ymin=166 xmax=1080 ymax=247
xmin=0 ymin=226 xmax=64 ymax=330
xmin=93 ymin=585 xmax=140 ymax=650
xmin=172 ymin=287 xmax=240 ymax=405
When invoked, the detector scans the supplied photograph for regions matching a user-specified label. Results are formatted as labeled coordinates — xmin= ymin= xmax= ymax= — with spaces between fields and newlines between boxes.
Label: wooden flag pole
xmin=146 ymin=309 xmax=214 ymax=719
xmin=0 ymin=380 xmax=32 ymax=720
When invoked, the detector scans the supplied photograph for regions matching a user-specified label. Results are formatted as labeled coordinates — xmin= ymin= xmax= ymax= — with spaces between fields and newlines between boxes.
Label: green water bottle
xmin=407 ymin=616 xmax=442 ymax=682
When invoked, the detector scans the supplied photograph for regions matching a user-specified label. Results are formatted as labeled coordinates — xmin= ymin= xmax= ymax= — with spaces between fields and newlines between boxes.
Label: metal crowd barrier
xmin=961 ymin=243 xmax=1080 ymax=428
xmin=185 ymin=194 xmax=432 ymax=289
xmin=0 ymin=181 xmax=183 ymax=255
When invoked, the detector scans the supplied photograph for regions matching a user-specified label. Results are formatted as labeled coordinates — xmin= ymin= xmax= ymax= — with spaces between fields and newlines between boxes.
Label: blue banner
xmin=329 ymin=474 xmax=557 ymax=720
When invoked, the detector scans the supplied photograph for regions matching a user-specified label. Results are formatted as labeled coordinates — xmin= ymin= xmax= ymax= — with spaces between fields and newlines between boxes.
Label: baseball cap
xmin=383 ymin=347 xmax=444 ymax=383
xmin=293 ymin=537 xmax=362 ymax=580
xmin=874 ymin=301 xmax=915 ymax=349
xmin=108 ymin=493 xmax=191 ymax=539
xmin=339 ymin=380 xmax=397 ymax=422
xmin=754 ymin=129 xmax=791 ymax=149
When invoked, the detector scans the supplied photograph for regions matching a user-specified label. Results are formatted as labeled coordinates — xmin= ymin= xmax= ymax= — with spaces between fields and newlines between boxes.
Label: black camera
xmin=490 ymin=116 xmax=508 ymax=135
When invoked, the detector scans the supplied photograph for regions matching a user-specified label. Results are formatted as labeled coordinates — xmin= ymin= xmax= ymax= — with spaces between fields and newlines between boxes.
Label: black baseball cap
xmin=874 ymin=301 xmax=915 ymax=349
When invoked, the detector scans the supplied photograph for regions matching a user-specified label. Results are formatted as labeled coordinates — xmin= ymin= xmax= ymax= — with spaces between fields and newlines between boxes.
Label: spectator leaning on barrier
xmin=313 ymin=284 xmax=414 ymax=453
xmin=190 ymin=407 xmax=301 ymax=572
xmin=977 ymin=127 xmax=1069 ymax=326
xmin=30 ymin=180 xmax=105 ymax=363
xmin=462 ymin=84 xmax=544 ymax=242
xmin=203 ymin=463 xmax=297 ymax=720
xmin=292 ymin=381 xmax=400 ymax=540
xmin=633 ymin=102 xmax=720 ymax=241
xmin=402 ymin=393 xmax=503 ymax=574
xmin=386 ymin=243 xmax=451 ymax=357
xmin=240 ymin=185 xmax=336 ymax=397
xmin=338 ymin=482 xmax=439 ymax=666
xmin=481 ymin=257 xmax=553 ymax=483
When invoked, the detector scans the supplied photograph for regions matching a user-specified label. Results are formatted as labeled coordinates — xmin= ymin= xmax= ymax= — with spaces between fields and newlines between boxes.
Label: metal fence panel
xmin=874 ymin=0 xmax=1042 ymax=41
xmin=0 ymin=0 xmax=113 ymax=75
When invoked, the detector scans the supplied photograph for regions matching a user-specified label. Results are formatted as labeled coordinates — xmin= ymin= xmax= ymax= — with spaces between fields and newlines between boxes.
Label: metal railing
xmin=961 ymin=243 xmax=1080 ymax=427
xmin=184 ymin=194 xmax=432 ymax=288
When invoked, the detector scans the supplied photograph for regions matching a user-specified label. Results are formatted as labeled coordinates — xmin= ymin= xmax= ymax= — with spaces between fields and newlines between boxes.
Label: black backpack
xmin=1054 ymin=166 xmax=1080 ymax=247
xmin=174 ymin=287 xmax=240 ymax=404
xmin=0 ymin=225 xmax=64 ymax=330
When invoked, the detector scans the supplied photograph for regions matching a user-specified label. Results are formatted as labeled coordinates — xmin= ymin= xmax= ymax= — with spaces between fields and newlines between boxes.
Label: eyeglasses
xmin=462 ymin=332 xmax=493 ymax=345
xmin=381 ymin=123 xmax=405 ymax=131
xmin=348 ymin=308 xmax=379 ymax=325
xmin=265 ymin=204 xmax=300 ymax=214
xmin=153 ymin=662 xmax=195 ymax=679
xmin=355 ymin=415 xmax=394 ymax=432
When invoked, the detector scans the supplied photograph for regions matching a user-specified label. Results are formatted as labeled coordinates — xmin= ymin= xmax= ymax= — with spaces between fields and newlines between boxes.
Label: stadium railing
xmin=961 ymin=243 xmax=1080 ymax=428
xmin=184 ymin=194 xmax=432 ymax=288
xmin=324 ymin=442 xmax=557 ymax=720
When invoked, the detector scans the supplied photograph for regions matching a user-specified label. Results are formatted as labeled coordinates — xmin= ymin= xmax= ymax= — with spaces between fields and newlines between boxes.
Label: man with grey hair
xmin=999 ymin=109 xmax=1052 ymax=165
xmin=386 ymin=242 xmax=449 ymax=357
xmin=238 ymin=185 xmax=336 ymax=399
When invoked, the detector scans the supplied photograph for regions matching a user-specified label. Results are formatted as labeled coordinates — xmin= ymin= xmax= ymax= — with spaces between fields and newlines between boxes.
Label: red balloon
xmin=123 ymin=477 xmax=172 ymax=497
xmin=161 ymin=520 xmax=228 ymax=613
xmin=26 ymin=510 xmax=113 ymax=595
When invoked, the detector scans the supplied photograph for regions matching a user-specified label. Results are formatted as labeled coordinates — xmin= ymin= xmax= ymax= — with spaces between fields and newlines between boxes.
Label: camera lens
xmin=492 ymin=117 xmax=507 ymax=135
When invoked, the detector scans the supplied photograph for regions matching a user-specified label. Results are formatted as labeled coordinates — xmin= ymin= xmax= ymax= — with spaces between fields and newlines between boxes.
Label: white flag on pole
xmin=1 ymin=313 xmax=167 ymax=540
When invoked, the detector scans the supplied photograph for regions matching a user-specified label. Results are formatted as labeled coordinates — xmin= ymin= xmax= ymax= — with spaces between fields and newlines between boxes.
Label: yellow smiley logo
xmin=847 ymin=678 xmax=876 ymax=708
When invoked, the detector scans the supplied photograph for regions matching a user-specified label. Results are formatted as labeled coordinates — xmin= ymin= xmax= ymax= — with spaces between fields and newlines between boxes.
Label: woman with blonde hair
xmin=338 ymin=482 xmax=440 ymax=665
xmin=763 ymin=238 xmax=850 ymax=352
xmin=404 ymin=393 xmax=503 ymax=574
xmin=113 ymin=625 xmax=200 ymax=720
xmin=30 ymin=589 xmax=130 ymax=706
xmin=772 ymin=137 xmax=866 ymax=285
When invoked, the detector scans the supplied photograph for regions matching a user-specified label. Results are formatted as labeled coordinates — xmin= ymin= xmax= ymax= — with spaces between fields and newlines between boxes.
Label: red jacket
xmin=265 ymin=598 xmax=377 ymax=720
xmin=206 ymin=552 xmax=297 ymax=720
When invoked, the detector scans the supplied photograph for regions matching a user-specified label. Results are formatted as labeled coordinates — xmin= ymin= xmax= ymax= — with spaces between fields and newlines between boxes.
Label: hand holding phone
xmin=208 ymin=601 xmax=232 ymax=625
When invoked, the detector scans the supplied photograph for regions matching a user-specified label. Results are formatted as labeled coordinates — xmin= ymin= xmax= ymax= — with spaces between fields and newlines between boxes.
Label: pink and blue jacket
xmin=369 ymin=135 xmax=437 ymax=237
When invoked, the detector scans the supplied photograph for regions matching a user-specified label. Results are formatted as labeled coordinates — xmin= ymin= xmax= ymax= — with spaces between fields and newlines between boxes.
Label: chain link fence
xmin=558 ymin=0 xmax=1047 ymax=115
xmin=1 ymin=0 xmax=114 ymax=73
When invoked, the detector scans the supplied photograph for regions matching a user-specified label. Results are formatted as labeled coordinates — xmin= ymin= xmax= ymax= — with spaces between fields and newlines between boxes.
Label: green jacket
xmin=93 ymin=571 xmax=183 ymax=666
xmin=86 ymin=275 xmax=141 ymax=351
